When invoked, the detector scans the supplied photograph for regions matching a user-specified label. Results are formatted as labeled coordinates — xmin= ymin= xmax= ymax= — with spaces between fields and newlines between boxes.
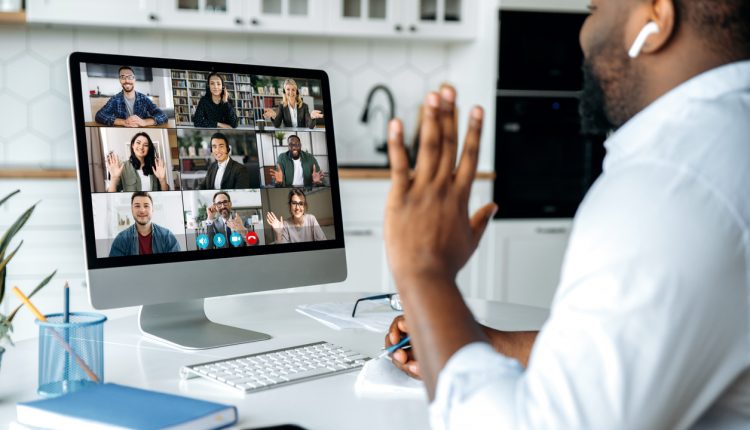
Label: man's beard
xmin=135 ymin=217 xmax=150 ymax=226
xmin=579 ymin=61 xmax=613 ymax=136
xmin=579 ymin=49 xmax=642 ymax=136
xmin=291 ymin=150 xmax=300 ymax=160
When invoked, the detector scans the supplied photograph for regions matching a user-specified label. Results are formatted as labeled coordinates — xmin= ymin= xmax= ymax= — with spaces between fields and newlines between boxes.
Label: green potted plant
xmin=0 ymin=190 xmax=57 ymax=369
xmin=274 ymin=130 xmax=286 ymax=146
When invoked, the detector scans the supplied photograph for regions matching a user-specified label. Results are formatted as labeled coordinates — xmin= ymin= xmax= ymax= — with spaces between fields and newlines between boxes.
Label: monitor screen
xmin=68 ymin=52 xmax=346 ymax=349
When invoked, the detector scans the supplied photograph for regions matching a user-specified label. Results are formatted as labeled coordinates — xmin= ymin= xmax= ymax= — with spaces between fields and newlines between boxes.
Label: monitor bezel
xmin=68 ymin=51 xmax=346 ymax=271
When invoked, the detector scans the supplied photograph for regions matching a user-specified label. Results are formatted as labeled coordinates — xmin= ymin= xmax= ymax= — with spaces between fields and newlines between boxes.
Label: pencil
xmin=12 ymin=286 xmax=100 ymax=383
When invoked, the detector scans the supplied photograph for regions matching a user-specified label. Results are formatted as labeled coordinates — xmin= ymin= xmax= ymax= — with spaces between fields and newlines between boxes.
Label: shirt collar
xmin=217 ymin=158 xmax=229 ymax=168
xmin=603 ymin=60 xmax=750 ymax=168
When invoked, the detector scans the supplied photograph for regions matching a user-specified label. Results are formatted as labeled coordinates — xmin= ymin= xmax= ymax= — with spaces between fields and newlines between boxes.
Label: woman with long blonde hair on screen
xmin=262 ymin=78 xmax=323 ymax=129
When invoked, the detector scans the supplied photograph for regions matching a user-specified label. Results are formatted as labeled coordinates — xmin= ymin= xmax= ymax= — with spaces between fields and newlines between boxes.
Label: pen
xmin=63 ymin=281 xmax=70 ymax=324
xmin=377 ymin=335 xmax=411 ymax=360
xmin=12 ymin=286 xmax=100 ymax=383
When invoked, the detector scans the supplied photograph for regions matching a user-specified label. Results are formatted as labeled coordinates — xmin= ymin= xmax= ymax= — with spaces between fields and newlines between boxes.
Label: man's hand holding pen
xmin=385 ymin=315 xmax=420 ymax=379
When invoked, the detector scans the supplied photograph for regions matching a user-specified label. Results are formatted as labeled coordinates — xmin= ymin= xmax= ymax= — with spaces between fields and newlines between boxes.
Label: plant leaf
xmin=7 ymin=270 xmax=57 ymax=323
xmin=0 ymin=241 xmax=22 ymax=304
xmin=0 ymin=190 xmax=20 ymax=207
xmin=0 ymin=202 xmax=36 ymax=303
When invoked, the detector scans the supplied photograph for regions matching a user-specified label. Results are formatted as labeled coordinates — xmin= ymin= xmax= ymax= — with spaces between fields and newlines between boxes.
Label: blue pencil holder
xmin=36 ymin=312 xmax=107 ymax=398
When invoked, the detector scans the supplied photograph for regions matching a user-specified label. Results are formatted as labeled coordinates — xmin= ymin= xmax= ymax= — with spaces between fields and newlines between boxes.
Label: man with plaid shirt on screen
xmin=95 ymin=65 xmax=168 ymax=127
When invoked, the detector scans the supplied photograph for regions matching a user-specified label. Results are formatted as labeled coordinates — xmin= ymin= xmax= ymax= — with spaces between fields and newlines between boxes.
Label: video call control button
xmin=245 ymin=231 xmax=259 ymax=246
xmin=213 ymin=233 xmax=226 ymax=248
xmin=230 ymin=232 xmax=243 ymax=247
xmin=196 ymin=234 xmax=210 ymax=250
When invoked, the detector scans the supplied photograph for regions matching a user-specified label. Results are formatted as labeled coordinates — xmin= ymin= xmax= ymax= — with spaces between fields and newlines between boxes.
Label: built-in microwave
xmin=494 ymin=10 xmax=606 ymax=219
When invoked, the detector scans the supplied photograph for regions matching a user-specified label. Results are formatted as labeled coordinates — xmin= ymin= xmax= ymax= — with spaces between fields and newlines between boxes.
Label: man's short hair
xmin=118 ymin=66 xmax=134 ymax=76
xmin=131 ymin=191 xmax=152 ymax=204
xmin=210 ymin=132 xmax=229 ymax=149
xmin=287 ymin=134 xmax=301 ymax=144
xmin=675 ymin=0 xmax=750 ymax=58
xmin=213 ymin=191 xmax=231 ymax=203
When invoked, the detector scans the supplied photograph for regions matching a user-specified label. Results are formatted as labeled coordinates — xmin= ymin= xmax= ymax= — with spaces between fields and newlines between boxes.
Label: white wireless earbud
xmin=628 ymin=21 xmax=660 ymax=58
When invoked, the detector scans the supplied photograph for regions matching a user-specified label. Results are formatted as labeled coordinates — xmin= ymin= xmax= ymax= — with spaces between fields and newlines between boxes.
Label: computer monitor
xmin=67 ymin=52 xmax=346 ymax=349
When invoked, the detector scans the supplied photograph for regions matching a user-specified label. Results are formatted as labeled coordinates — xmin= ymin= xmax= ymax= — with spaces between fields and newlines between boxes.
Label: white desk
xmin=0 ymin=292 xmax=548 ymax=429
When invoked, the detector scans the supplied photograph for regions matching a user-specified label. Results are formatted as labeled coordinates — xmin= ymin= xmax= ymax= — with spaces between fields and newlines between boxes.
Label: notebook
xmin=354 ymin=357 xmax=426 ymax=400
xmin=16 ymin=383 xmax=237 ymax=430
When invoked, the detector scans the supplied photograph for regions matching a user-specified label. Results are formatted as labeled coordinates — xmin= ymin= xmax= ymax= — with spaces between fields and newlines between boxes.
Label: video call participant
xmin=204 ymin=191 xmax=247 ymax=249
xmin=106 ymin=132 xmax=169 ymax=192
xmin=109 ymin=192 xmax=181 ymax=257
xmin=197 ymin=132 xmax=251 ymax=190
xmin=262 ymin=78 xmax=323 ymax=129
xmin=271 ymin=135 xmax=325 ymax=187
xmin=192 ymin=72 xmax=238 ymax=129
xmin=95 ymin=66 xmax=168 ymax=127
xmin=265 ymin=188 xmax=326 ymax=244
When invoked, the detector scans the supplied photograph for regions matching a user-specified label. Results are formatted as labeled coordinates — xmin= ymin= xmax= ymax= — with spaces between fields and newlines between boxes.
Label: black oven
xmin=494 ymin=10 xmax=606 ymax=219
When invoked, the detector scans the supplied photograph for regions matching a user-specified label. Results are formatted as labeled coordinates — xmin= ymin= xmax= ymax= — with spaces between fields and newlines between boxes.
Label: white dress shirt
xmin=431 ymin=61 xmax=750 ymax=429
xmin=289 ymin=105 xmax=298 ymax=127
xmin=213 ymin=158 xmax=229 ymax=189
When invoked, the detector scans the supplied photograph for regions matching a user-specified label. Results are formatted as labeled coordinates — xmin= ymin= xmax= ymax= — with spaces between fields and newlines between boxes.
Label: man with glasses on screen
xmin=204 ymin=191 xmax=248 ymax=249
xmin=271 ymin=134 xmax=325 ymax=187
xmin=95 ymin=65 xmax=168 ymax=127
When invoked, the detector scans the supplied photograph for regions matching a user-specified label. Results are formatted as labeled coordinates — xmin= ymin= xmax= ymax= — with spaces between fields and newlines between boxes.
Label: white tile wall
xmin=0 ymin=26 xmax=456 ymax=168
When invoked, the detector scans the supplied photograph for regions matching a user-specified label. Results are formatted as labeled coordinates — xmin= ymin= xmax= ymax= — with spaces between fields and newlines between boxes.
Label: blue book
xmin=16 ymin=383 xmax=237 ymax=430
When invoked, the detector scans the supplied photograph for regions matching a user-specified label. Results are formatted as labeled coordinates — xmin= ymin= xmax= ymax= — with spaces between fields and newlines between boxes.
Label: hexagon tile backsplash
xmin=0 ymin=26 xmax=451 ymax=168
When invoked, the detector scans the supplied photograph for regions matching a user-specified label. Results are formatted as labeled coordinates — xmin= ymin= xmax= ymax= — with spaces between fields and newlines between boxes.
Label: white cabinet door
xmin=492 ymin=220 xmax=572 ymax=309
xmin=157 ymin=0 xmax=246 ymax=31
xmin=245 ymin=0 xmax=327 ymax=35
xmin=26 ymin=0 xmax=158 ymax=27
xmin=328 ymin=0 xmax=402 ymax=37
xmin=398 ymin=0 xmax=475 ymax=40
xmin=329 ymin=0 xmax=475 ymax=40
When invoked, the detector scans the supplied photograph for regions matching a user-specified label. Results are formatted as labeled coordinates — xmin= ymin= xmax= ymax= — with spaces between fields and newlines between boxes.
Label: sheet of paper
xmin=354 ymin=357 xmax=426 ymax=399
xmin=296 ymin=301 xmax=399 ymax=332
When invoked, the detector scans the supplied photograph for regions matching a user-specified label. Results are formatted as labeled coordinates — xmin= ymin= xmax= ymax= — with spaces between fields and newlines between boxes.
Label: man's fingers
xmin=436 ymin=85 xmax=458 ymax=183
xmin=469 ymin=202 xmax=498 ymax=245
xmin=413 ymin=92 xmax=442 ymax=189
xmin=387 ymin=119 xmax=409 ymax=195
xmin=455 ymin=106 xmax=484 ymax=194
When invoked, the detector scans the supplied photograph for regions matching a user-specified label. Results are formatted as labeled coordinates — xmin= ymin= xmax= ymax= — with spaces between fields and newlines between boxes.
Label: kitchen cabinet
xmin=490 ymin=220 xmax=571 ymax=308
xmin=26 ymin=0 xmax=472 ymax=40
xmin=156 ymin=0 xmax=246 ymax=30
xmin=329 ymin=0 xmax=475 ymax=40
xmin=244 ymin=0 xmax=326 ymax=34
xmin=26 ymin=0 xmax=158 ymax=27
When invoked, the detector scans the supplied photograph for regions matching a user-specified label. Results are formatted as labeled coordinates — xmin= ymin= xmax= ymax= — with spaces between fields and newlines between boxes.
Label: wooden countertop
xmin=0 ymin=168 xmax=495 ymax=180
xmin=0 ymin=11 xmax=25 ymax=24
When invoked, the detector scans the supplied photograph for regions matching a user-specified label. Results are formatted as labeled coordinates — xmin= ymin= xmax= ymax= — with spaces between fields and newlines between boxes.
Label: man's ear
xmin=625 ymin=0 xmax=676 ymax=57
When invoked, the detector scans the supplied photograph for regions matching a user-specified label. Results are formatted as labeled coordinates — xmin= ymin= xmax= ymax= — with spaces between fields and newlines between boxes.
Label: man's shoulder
xmin=114 ymin=224 xmax=134 ymax=238
xmin=152 ymin=223 xmax=176 ymax=237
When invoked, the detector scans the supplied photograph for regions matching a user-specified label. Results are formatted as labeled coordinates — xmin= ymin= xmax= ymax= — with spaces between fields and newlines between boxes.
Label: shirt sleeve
xmin=95 ymin=97 xmax=117 ymax=126
xmin=192 ymin=98 xmax=211 ymax=127
xmin=145 ymin=96 xmax=168 ymax=125
xmin=224 ymin=101 xmax=238 ymax=128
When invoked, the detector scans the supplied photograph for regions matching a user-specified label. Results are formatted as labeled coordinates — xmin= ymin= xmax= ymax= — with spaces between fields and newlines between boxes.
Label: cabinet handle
xmin=235 ymin=17 xmax=244 ymax=25
xmin=409 ymin=25 xmax=418 ymax=32
xmin=535 ymin=227 xmax=568 ymax=235
xmin=394 ymin=24 xmax=403 ymax=32
xmin=251 ymin=18 xmax=260 ymax=25
xmin=148 ymin=14 xmax=159 ymax=22
xmin=345 ymin=229 xmax=375 ymax=237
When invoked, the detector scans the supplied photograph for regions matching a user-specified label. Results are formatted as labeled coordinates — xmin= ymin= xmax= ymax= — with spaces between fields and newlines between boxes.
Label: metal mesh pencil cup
xmin=36 ymin=312 xmax=107 ymax=397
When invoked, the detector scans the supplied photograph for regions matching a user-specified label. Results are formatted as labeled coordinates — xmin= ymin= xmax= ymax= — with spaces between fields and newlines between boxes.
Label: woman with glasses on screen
xmin=265 ymin=188 xmax=326 ymax=243
xmin=262 ymin=78 xmax=323 ymax=129
xmin=106 ymin=132 xmax=169 ymax=192
xmin=192 ymin=72 xmax=238 ymax=129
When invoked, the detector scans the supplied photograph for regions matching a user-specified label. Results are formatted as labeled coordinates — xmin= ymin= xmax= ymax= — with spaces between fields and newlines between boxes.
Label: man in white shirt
xmin=383 ymin=0 xmax=750 ymax=428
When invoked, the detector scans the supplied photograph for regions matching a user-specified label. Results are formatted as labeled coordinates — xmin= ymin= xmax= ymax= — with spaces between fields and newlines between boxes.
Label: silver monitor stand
xmin=138 ymin=299 xmax=270 ymax=349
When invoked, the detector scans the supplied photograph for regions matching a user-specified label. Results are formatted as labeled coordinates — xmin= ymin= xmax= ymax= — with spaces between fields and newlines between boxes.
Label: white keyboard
xmin=179 ymin=341 xmax=370 ymax=394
